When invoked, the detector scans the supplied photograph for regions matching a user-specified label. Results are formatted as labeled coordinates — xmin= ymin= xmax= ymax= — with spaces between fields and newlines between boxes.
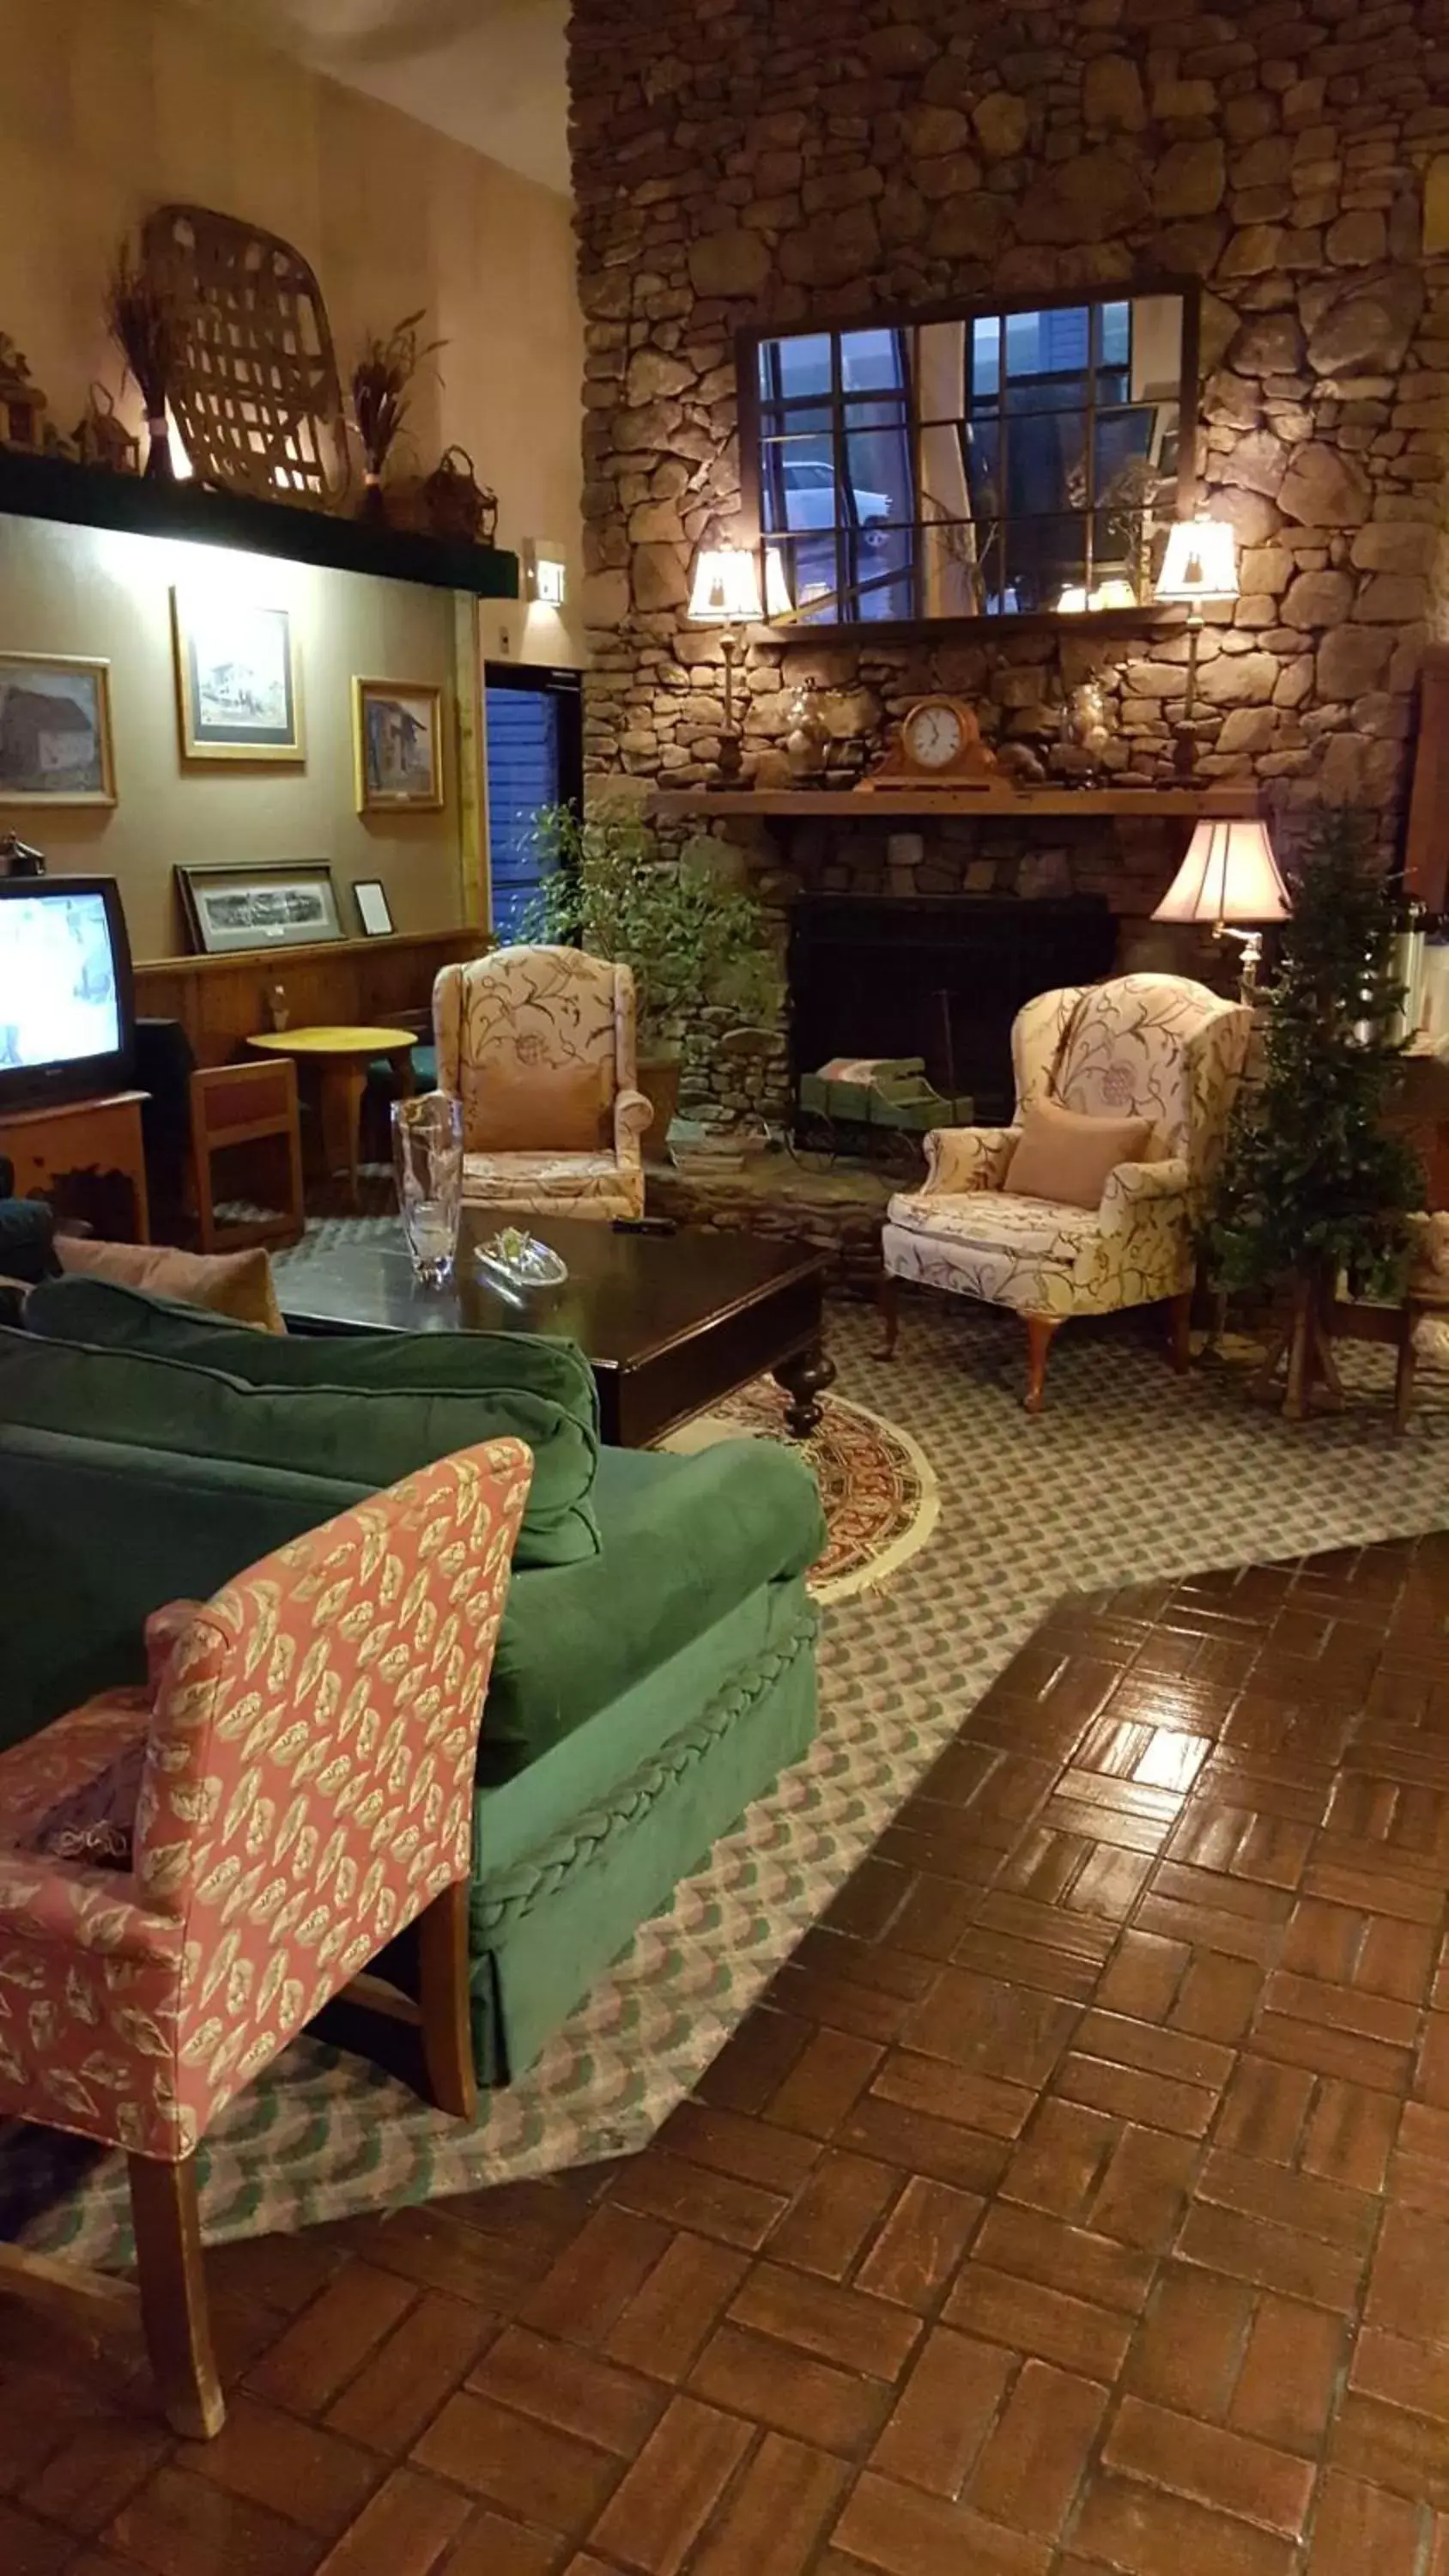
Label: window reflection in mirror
xmin=748 ymin=290 xmax=1190 ymax=627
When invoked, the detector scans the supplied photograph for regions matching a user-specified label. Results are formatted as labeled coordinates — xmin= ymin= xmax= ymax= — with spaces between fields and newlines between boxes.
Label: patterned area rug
xmin=3 ymin=1291 xmax=1446 ymax=2268
xmin=663 ymin=1378 xmax=939 ymax=1603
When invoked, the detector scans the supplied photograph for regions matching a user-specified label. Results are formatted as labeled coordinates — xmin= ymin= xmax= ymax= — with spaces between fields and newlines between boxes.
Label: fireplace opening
xmin=788 ymin=896 xmax=1119 ymax=1129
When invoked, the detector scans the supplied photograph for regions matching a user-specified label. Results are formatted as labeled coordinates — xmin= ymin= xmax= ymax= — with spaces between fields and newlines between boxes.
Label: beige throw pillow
xmin=1005 ymin=1097 xmax=1153 ymax=1211
xmin=56 ymin=1236 xmax=285 ymax=1333
xmin=471 ymin=1064 xmax=612 ymax=1154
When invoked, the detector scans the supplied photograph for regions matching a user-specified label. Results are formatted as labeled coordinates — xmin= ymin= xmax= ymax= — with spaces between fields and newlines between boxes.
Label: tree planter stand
xmin=1250 ymin=1275 xmax=1345 ymax=1420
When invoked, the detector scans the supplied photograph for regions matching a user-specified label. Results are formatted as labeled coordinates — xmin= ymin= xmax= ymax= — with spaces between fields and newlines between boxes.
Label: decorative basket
xmin=142 ymin=204 xmax=349 ymax=507
xmin=421 ymin=445 xmax=498 ymax=546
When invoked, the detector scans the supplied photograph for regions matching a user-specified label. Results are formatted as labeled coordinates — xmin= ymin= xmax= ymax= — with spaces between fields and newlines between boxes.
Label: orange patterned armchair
xmin=0 ymin=1438 xmax=531 ymax=2437
xmin=433 ymin=945 xmax=654 ymax=1220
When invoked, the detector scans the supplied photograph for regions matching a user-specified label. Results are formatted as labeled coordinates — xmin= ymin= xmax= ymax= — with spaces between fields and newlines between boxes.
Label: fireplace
xmin=788 ymin=896 xmax=1118 ymax=1129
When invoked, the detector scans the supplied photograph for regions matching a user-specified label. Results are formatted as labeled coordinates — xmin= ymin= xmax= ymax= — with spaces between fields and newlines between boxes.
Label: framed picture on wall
xmin=177 ymin=859 xmax=343 ymax=956
xmin=0 ymin=653 xmax=117 ymax=805
xmin=353 ymin=677 xmax=445 ymax=811
xmin=353 ymin=878 xmax=395 ymax=938
xmin=172 ymin=593 xmax=303 ymax=762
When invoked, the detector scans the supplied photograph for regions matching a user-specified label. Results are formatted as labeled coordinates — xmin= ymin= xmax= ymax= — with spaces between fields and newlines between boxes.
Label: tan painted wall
xmin=1 ymin=516 xmax=463 ymax=959
xmin=0 ymin=0 xmax=584 ymax=954
xmin=0 ymin=0 xmax=583 ymax=657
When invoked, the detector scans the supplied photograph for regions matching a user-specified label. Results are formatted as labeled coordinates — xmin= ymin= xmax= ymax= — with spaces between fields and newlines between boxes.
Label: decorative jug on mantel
xmin=785 ymin=680 xmax=829 ymax=785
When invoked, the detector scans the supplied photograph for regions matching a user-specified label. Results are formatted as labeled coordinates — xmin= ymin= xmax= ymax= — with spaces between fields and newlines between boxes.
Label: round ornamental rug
xmin=660 ymin=1378 xmax=940 ymax=1603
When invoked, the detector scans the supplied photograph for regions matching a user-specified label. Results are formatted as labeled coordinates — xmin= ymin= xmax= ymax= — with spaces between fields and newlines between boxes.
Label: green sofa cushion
xmin=27 ymin=1274 xmax=596 ymax=1421
xmin=479 ymin=1436 xmax=827 ymax=1784
xmin=0 ymin=1313 xmax=600 ymax=1568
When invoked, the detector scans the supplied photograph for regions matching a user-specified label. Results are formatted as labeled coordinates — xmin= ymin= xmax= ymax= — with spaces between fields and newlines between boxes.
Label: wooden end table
xmin=279 ymin=1209 xmax=836 ymax=1448
xmin=249 ymin=1026 xmax=415 ymax=1211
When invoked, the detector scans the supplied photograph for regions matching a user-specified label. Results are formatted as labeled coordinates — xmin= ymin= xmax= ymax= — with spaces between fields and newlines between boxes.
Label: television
xmin=0 ymin=876 xmax=136 ymax=1113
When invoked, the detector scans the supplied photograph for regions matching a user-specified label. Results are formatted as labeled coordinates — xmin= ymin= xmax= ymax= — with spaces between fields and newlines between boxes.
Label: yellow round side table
xmin=249 ymin=1025 xmax=418 ymax=1210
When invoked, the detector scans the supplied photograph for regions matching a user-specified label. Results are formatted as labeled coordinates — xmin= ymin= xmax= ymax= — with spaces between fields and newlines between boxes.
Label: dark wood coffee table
xmin=279 ymin=1211 xmax=835 ymax=1449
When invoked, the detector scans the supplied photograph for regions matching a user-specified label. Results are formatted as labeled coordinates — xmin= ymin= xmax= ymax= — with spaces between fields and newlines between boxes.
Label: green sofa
xmin=3 ymin=1274 xmax=825 ymax=2084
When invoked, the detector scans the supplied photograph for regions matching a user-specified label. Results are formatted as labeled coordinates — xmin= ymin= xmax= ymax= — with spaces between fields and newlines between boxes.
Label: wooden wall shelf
xmin=0 ymin=448 xmax=519 ymax=602
xmin=135 ymin=926 xmax=486 ymax=1068
xmin=647 ymin=786 xmax=1259 ymax=820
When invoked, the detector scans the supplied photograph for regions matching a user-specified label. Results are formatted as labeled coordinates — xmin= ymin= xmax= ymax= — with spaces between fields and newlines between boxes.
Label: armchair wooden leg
xmin=1022 ymin=1315 xmax=1058 ymax=1416
xmin=1167 ymin=1290 xmax=1193 ymax=1375
xmin=1394 ymin=1311 xmax=1418 ymax=1434
xmin=417 ymin=1877 xmax=477 ymax=2123
xmin=875 ymin=1271 xmax=900 ymax=1361
xmin=128 ymin=2151 xmax=225 ymax=2440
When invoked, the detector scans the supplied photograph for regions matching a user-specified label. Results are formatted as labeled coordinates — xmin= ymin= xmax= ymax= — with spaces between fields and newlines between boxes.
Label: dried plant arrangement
xmin=349 ymin=312 xmax=445 ymax=520
xmin=103 ymin=242 xmax=179 ymax=480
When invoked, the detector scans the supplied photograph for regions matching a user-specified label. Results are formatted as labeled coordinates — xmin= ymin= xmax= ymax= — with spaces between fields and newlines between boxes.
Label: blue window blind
xmin=486 ymin=685 xmax=560 ymax=940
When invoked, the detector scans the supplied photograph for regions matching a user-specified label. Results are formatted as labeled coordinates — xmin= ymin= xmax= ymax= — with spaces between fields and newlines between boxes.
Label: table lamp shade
xmin=1153 ymin=818 xmax=1292 ymax=927
xmin=1155 ymin=517 xmax=1240 ymax=605
xmin=688 ymin=544 xmax=763 ymax=623
xmin=764 ymin=547 xmax=793 ymax=619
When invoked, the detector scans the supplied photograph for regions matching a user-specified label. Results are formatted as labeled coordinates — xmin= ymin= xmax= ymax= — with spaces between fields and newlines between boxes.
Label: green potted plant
xmin=522 ymin=805 xmax=780 ymax=1139
xmin=1206 ymin=805 xmax=1424 ymax=1417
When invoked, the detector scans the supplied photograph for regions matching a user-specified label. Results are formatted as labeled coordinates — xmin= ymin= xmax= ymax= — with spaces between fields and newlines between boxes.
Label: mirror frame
xmin=736 ymin=276 xmax=1202 ymax=641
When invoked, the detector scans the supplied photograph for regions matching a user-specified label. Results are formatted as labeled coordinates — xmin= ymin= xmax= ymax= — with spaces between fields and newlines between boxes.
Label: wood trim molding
xmin=1406 ymin=644 xmax=1449 ymax=910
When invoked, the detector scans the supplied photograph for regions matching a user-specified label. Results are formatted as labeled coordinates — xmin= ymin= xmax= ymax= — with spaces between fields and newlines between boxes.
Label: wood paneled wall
xmin=134 ymin=930 xmax=487 ymax=1066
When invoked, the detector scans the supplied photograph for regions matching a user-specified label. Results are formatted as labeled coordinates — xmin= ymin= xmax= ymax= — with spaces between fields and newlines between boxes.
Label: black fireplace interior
xmin=789 ymin=896 xmax=1119 ymax=1127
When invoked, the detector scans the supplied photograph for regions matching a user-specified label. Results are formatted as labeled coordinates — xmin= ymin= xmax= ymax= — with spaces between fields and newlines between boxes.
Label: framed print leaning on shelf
xmin=354 ymin=677 xmax=445 ymax=811
xmin=177 ymin=859 xmax=343 ymax=956
xmin=172 ymin=593 xmax=303 ymax=762
xmin=0 ymin=653 xmax=116 ymax=805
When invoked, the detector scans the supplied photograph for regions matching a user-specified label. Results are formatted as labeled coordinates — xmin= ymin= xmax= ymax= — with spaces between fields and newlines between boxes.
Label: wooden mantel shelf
xmin=647 ymin=786 xmax=1259 ymax=820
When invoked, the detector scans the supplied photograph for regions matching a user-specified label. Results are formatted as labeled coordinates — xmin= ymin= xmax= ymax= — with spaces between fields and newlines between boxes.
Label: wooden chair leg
xmin=874 ymin=1271 xmax=900 ymax=1361
xmin=1394 ymin=1310 xmax=1418 ymax=1434
xmin=1167 ymin=1289 xmax=1193 ymax=1375
xmin=128 ymin=2151 xmax=225 ymax=2440
xmin=417 ymin=1877 xmax=477 ymax=2122
xmin=1022 ymin=1315 xmax=1058 ymax=1415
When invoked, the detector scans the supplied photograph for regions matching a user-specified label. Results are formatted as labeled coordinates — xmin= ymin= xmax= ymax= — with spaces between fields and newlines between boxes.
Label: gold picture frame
xmin=172 ymin=591 xmax=304 ymax=763
xmin=0 ymin=653 xmax=117 ymax=805
xmin=353 ymin=677 xmax=446 ymax=812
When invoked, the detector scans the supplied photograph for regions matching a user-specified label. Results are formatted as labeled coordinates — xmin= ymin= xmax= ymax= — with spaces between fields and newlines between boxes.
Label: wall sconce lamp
xmin=1154 ymin=517 xmax=1240 ymax=780
xmin=523 ymin=539 xmax=567 ymax=607
xmin=1152 ymin=816 xmax=1291 ymax=999
xmin=687 ymin=543 xmax=762 ymax=781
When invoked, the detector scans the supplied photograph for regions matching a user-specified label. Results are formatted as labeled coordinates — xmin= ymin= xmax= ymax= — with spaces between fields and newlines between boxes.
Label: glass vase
xmin=392 ymin=1091 xmax=464 ymax=1286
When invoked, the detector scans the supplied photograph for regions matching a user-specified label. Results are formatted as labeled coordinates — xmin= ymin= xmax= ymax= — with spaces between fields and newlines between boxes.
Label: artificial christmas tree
xmin=1206 ymin=807 xmax=1424 ymax=1419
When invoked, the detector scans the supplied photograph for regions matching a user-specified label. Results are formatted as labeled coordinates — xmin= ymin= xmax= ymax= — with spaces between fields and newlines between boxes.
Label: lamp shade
xmin=764 ymin=546 xmax=793 ymax=619
xmin=1154 ymin=517 xmax=1240 ymax=605
xmin=1153 ymin=818 xmax=1292 ymax=927
xmin=688 ymin=544 xmax=763 ymax=623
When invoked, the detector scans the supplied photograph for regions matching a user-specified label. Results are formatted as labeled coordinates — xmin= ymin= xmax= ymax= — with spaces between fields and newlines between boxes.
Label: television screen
xmin=0 ymin=887 xmax=121 ymax=1074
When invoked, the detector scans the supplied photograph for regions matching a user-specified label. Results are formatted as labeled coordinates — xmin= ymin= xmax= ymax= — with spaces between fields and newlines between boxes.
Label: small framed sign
xmin=353 ymin=878 xmax=395 ymax=939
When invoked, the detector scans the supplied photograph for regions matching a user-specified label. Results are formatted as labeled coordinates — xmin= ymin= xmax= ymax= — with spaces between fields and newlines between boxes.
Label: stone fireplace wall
xmin=568 ymin=0 xmax=1449 ymax=823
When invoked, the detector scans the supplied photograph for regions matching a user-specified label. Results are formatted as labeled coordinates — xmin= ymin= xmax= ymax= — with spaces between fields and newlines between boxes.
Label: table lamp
xmin=1152 ymin=816 xmax=1291 ymax=996
xmin=1154 ymin=517 xmax=1239 ymax=779
xmin=688 ymin=544 xmax=762 ymax=781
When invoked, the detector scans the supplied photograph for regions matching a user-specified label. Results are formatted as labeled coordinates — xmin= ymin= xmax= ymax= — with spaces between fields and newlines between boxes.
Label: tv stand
xmin=0 ymin=1091 xmax=150 ymax=1242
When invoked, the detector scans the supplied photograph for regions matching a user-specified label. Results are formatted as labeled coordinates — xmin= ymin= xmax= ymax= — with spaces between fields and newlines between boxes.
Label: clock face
xmin=904 ymin=702 xmax=964 ymax=770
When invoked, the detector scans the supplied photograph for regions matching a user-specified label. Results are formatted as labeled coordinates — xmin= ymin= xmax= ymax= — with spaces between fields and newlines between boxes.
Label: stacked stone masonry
xmin=568 ymin=0 xmax=1449 ymax=830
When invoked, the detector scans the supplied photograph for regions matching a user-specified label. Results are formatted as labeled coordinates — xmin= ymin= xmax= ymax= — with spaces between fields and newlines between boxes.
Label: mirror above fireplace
xmin=739 ymin=283 xmax=1198 ymax=635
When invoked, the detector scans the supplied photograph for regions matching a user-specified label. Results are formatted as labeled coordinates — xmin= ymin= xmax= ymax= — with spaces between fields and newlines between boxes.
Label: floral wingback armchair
xmin=0 ymin=1439 xmax=532 ymax=2438
xmin=433 ymin=945 xmax=653 ymax=1220
xmin=880 ymin=973 xmax=1252 ymax=1413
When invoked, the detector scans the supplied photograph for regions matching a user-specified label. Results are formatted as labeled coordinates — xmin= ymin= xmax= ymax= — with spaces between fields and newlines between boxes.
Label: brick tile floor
xmin=6 ymin=1533 xmax=1449 ymax=2573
